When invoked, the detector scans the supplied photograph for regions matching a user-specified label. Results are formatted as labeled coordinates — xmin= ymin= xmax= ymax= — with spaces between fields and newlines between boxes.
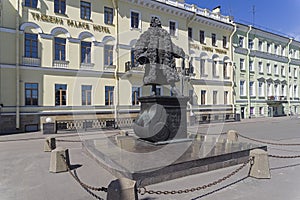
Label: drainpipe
xmin=229 ymin=24 xmax=237 ymax=115
xmin=16 ymin=0 xmax=20 ymax=129
xmin=112 ymin=0 xmax=119 ymax=126
xmin=287 ymin=38 xmax=293 ymax=115
xmin=246 ymin=25 xmax=252 ymax=118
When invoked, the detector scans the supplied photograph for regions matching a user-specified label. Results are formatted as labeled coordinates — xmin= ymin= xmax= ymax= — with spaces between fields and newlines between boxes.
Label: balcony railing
xmin=267 ymin=96 xmax=287 ymax=101
xmin=22 ymin=57 xmax=41 ymax=67
xmin=80 ymin=63 xmax=94 ymax=69
xmin=53 ymin=60 xmax=69 ymax=68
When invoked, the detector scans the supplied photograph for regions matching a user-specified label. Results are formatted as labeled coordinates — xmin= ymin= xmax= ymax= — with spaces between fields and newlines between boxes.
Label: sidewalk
xmin=1 ymin=117 xmax=300 ymax=200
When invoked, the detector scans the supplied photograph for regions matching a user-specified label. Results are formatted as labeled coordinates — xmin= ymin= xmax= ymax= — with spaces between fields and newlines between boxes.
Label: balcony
xmin=22 ymin=57 xmax=41 ymax=67
xmin=53 ymin=60 xmax=69 ymax=69
xmin=80 ymin=63 xmax=94 ymax=69
xmin=267 ymin=96 xmax=288 ymax=103
xmin=104 ymin=65 xmax=116 ymax=71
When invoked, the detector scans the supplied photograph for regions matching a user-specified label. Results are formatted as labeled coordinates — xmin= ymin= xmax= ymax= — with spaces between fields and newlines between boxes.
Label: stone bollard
xmin=49 ymin=147 xmax=70 ymax=173
xmin=44 ymin=137 xmax=56 ymax=152
xmin=119 ymin=130 xmax=129 ymax=136
xmin=249 ymin=149 xmax=271 ymax=179
xmin=107 ymin=178 xmax=138 ymax=200
xmin=227 ymin=130 xmax=238 ymax=142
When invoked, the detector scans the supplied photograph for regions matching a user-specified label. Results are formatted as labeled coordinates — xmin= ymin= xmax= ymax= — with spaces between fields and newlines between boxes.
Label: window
xmin=132 ymin=87 xmax=140 ymax=105
xmin=104 ymin=45 xmax=114 ymax=66
xmin=249 ymin=81 xmax=255 ymax=96
xmin=240 ymin=58 xmax=245 ymax=70
xmin=274 ymin=45 xmax=278 ymax=55
xmin=267 ymin=83 xmax=272 ymax=96
xmin=274 ymin=64 xmax=278 ymax=75
xmin=131 ymin=49 xmax=135 ymax=67
xmin=258 ymin=82 xmax=264 ymax=97
xmin=130 ymin=11 xmax=140 ymax=29
xmin=223 ymin=36 xmax=227 ymax=48
xmin=282 ymin=47 xmax=285 ymax=56
xmin=25 ymin=0 xmax=38 ymax=8
xmin=289 ymin=67 xmax=291 ymax=77
xmin=54 ymin=0 xmax=66 ymax=14
xmin=155 ymin=86 xmax=162 ymax=96
xmin=223 ymin=62 xmax=228 ymax=78
xmin=250 ymin=107 xmax=254 ymax=116
xmin=213 ymin=91 xmax=218 ymax=105
xmin=198 ymin=59 xmax=205 ymax=77
xmin=281 ymin=66 xmax=285 ymax=77
xmin=267 ymin=63 xmax=271 ymax=74
xmin=238 ymin=36 xmax=244 ymax=48
xmin=55 ymin=84 xmax=67 ymax=106
xmin=212 ymin=33 xmax=216 ymax=46
xmin=80 ymin=1 xmax=91 ymax=20
xmin=249 ymin=60 xmax=254 ymax=72
xmin=224 ymin=91 xmax=228 ymax=105
xmin=282 ymin=85 xmax=286 ymax=96
xmin=54 ymin=37 xmax=66 ymax=61
xmin=294 ymin=85 xmax=298 ymax=98
xmin=248 ymin=39 xmax=253 ymax=50
xmin=258 ymin=62 xmax=263 ymax=73
xmin=169 ymin=21 xmax=177 ymax=36
xmin=200 ymin=30 xmax=205 ymax=44
xmin=258 ymin=40 xmax=263 ymax=51
xmin=212 ymin=61 xmax=217 ymax=77
xmin=82 ymin=85 xmax=92 ymax=105
xmin=294 ymin=68 xmax=297 ymax=78
xmin=25 ymin=83 xmax=38 ymax=106
xmin=81 ymin=41 xmax=91 ymax=63
xmin=104 ymin=7 xmax=113 ymax=25
xmin=188 ymin=27 xmax=193 ymax=40
xmin=240 ymin=80 xmax=245 ymax=96
xmin=25 ymin=33 xmax=38 ymax=58
xmin=267 ymin=43 xmax=271 ymax=53
xmin=259 ymin=107 xmax=264 ymax=115
xmin=275 ymin=84 xmax=279 ymax=97
xmin=201 ymin=90 xmax=206 ymax=105
xmin=105 ymin=86 xmax=114 ymax=105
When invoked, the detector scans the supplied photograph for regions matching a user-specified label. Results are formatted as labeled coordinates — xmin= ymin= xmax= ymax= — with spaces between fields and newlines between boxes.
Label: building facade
xmin=233 ymin=23 xmax=300 ymax=119
xmin=0 ymin=0 xmax=236 ymax=133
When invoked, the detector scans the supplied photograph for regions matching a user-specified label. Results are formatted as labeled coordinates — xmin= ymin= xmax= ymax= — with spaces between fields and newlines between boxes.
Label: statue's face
xmin=155 ymin=18 xmax=161 ymax=27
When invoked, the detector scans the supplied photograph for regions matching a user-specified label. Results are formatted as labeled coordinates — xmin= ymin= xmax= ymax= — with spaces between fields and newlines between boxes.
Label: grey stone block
xmin=249 ymin=149 xmax=271 ymax=179
xmin=107 ymin=178 xmax=138 ymax=200
xmin=49 ymin=147 xmax=69 ymax=173
xmin=44 ymin=137 xmax=56 ymax=152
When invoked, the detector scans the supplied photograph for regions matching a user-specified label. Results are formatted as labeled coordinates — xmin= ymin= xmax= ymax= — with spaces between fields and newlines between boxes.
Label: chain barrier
xmin=269 ymin=154 xmax=300 ymax=159
xmin=56 ymin=139 xmax=82 ymax=143
xmin=60 ymin=155 xmax=107 ymax=200
xmin=138 ymin=157 xmax=253 ymax=196
xmin=238 ymin=133 xmax=300 ymax=146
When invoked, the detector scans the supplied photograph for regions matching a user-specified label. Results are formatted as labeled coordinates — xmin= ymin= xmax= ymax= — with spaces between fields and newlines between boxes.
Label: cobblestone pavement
xmin=1 ymin=117 xmax=300 ymax=200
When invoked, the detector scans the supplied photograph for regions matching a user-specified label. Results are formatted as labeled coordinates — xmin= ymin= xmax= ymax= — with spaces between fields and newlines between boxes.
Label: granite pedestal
xmin=83 ymin=135 xmax=266 ymax=186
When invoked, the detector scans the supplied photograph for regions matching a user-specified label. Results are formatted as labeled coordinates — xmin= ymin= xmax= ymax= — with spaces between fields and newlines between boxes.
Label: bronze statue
xmin=134 ymin=17 xmax=185 ymax=95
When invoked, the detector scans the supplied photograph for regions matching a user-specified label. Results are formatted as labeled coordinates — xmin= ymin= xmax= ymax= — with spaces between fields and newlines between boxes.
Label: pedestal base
xmin=133 ymin=96 xmax=189 ymax=143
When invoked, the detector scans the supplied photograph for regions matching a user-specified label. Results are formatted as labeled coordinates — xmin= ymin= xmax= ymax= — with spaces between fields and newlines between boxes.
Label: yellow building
xmin=0 ymin=0 xmax=235 ymax=133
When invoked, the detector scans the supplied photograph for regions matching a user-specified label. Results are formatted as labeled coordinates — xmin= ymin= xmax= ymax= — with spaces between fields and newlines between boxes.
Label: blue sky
xmin=185 ymin=0 xmax=300 ymax=40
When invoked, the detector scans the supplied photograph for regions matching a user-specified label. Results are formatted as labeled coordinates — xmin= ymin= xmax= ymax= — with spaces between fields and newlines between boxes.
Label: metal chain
xmin=238 ymin=133 xmax=300 ymax=146
xmin=61 ymin=155 xmax=108 ymax=192
xmin=56 ymin=139 xmax=82 ymax=143
xmin=269 ymin=154 xmax=300 ymax=159
xmin=138 ymin=157 xmax=253 ymax=196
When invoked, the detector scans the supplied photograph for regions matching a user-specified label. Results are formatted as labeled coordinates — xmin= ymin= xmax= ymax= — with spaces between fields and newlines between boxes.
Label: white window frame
xmin=240 ymin=80 xmax=246 ymax=96
xmin=238 ymin=36 xmax=244 ymax=48
xmin=258 ymin=62 xmax=263 ymax=73
xmin=258 ymin=82 xmax=264 ymax=97
xmin=240 ymin=58 xmax=245 ymax=71
xmin=130 ymin=10 xmax=141 ymax=30
xmin=169 ymin=20 xmax=178 ymax=37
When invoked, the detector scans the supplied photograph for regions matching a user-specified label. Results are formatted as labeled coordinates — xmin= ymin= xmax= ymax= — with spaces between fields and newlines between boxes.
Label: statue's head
xmin=150 ymin=17 xmax=162 ymax=28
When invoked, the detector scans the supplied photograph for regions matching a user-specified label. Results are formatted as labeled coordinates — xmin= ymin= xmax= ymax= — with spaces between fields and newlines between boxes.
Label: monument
xmin=82 ymin=17 xmax=266 ymax=187
xmin=132 ymin=17 xmax=189 ymax=143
